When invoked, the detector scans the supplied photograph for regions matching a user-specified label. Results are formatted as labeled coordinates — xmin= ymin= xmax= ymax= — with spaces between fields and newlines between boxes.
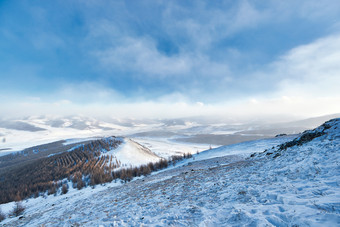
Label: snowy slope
xmin=1 ymin=119 xmax=340 ymax=226
xmin=194 ymin=135 xmax=295 ymax=161
xmin=101 ymin=138 xmax=161 ymax=167
xmin=133 ymin=137 xmax=210 ymax=159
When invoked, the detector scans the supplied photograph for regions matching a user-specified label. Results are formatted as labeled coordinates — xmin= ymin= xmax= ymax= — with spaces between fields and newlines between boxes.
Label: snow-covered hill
xmin=1 ymin=119 xmax=339 ymax=226
xmin=101 ymin=138 xmax=161 ymax=167
xmin=63 ymin=137 xmax=163 ymax=168
xmin=0 ymin=136 xmax=168 ymax=205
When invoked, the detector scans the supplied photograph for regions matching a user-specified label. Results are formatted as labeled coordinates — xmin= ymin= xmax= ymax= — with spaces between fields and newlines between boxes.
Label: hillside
xmin=103 ymin=138 xmax=161 ymax=167
xmin=0 ymin=137 xmax=166 ymax=204
xmin=2 ymin=119 xmax=339 ymax=226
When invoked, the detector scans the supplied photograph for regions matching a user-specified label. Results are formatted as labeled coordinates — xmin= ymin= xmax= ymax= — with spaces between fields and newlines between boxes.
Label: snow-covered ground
xmin=132 ymin=137 xmax=212 ymax=158
xmin=101 ymin=138 xmax=161 ymax=167
xmin=0 ymin=127 xmax=114 ymax=156
xmin=2 ymin=119 xmax=339 ymax=226
xmin=193 ymin=135 xmax=295 ymax=161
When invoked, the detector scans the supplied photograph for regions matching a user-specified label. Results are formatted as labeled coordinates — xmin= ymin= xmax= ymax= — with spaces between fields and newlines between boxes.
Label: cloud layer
xmin=0 ymin=0 xmax=340 ymax=119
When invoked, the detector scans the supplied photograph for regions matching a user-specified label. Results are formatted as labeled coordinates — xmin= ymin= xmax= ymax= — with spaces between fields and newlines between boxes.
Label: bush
xmin=62 ymin=184 xmax=68 ymax=194
xmin=11 ymin=202 xmax=25 ymax=217
xmin=76 ymin=179 xmax=85 ymax=190
xmin=48 ymin=185 xmax=57 ymax=195
xmin=33 ymin=191 xmax=40 ymax=198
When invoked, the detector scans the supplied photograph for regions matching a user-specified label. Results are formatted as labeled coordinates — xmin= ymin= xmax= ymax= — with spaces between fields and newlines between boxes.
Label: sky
xmin=1 ymin=0 xmax=340 ymax=120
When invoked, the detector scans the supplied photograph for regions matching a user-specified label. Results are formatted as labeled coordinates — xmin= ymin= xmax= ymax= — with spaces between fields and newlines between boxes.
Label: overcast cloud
xmin=0 ymin=0 xmax=340 ymax=119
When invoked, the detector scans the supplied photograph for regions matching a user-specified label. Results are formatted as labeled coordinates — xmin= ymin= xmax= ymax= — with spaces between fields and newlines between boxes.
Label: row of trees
xmin=0 ymin=136 xmax=193 ymax=204
xmin=0 ymin=138 xmax=122 ymax=204
xmin=70 ymin=153 xmax=192 ymax=189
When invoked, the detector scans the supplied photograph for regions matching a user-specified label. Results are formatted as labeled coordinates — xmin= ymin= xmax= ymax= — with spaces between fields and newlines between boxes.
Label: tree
xmin=48 ymin=185 xmax=57 ymax=195
xmin=62 ymin=184 xmax=68 ymax=194
xmin=11 ymin=202 xmax=25 ymax=217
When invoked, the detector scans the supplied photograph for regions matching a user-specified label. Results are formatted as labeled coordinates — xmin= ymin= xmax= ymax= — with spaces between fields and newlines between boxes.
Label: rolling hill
xmin=0 ymin=136 xmax=168 ymax=204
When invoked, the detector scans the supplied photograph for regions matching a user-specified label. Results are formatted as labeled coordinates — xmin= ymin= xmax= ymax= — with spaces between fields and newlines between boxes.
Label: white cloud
xmin=223 ymin=33 xmax=340 ymax=118
xmin=86 ymin=0 xmax=340 ymax=98
xmin=196 ymin=102 xmax=204 ymax=107
xmin=227 ymin=0 xmax=267 ymax=34
xmin=297 ymin=0 xmax=340 ymax=21
xmin=4 ymin=95 xmax=339 ymax=120
xmin=3 ymin=33 xmax=340 ymax=120
xmin=2 ymin=0 xmax=340 ymax=121
xmin=96 ymin=37 xmax=192 ymax=77
xmin=94 ymin=35 xmax=231 ymax=83
xmin=272 ymin=33 xmax=340 ymax=97
xmin=162 ymin=0 xmax=268 ymax=51
xmin=234 ymin=96 xmax=340 ymax=119
xmin=55 ymin=82 xmax=125 ymax=103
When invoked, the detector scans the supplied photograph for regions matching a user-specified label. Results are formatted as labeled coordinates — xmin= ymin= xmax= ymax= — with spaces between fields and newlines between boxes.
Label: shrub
xmin=48 ymin=185 xmax=57 ymax=195
xmin=76 ymin=179 xmax=85 ymax=190
xmin=11 ymin=202 xmax=25 ymax=217
xmin=33 ymin=191 xmax=40 ymax=198
xmin=62 ymin=184 xmax=68 ymax=194
xmin=140 ymin=165 xmax=151 ymax=175
xmin=184 ymin=152 xmax=192 ymax=158
xmin=147 ymin=162 xmax=155 ymax=171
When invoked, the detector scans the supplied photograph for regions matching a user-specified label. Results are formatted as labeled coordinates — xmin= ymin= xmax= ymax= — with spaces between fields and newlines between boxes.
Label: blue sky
xmin=1 ymin=0 xmax=340 ymax=119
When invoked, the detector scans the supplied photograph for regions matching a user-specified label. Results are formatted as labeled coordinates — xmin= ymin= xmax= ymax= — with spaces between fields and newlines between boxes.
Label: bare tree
xmin=62 ymin=184 xmax=68 ymax=194
xmin=11 ymin=202 xmax=25 ymax=217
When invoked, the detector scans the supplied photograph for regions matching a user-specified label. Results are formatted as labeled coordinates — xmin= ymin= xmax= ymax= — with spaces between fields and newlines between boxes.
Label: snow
xmin=133 ymin=137 xmax=211 ymax=158
xmin=1 ymin=119 xmax=339 ymax=226
xmin=102 ymin=138 xmax=161 ymax=167
xmin=0 ymin=179 xmax=124 ymax=223
xmin=0 ymin=127 xmax=110 ymax=155
xmin=0 ymin=116 xmax=129 ymax=155
xmin=194 ymin=135 xmax=295 ymax=161
xmin=62 ymin=137 xmax=102 ymax=145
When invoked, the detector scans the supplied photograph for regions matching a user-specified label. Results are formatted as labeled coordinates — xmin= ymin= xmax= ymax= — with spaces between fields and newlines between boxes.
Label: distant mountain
xmin=0 ymin=116 xmax=129 ymax=153
xmin=0 ymin=120 xmax=46 ymax=132
xmin=281 ymin=113 xmax=340 ymax=128
xmin=1 ymin=113 xmax=339 ymax=154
